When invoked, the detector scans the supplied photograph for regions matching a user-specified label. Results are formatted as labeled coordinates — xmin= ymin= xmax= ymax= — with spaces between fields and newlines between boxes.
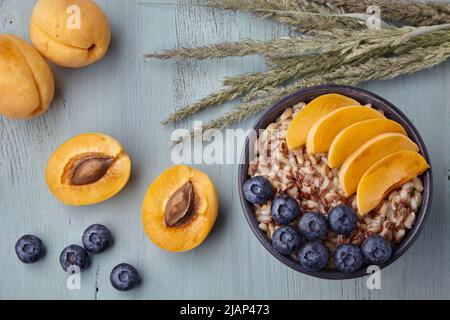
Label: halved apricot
xmin=339 ymin=133 xmax=419 ymax=197
xmin=306 ymin=106 xmax=385 ymax=154
xmin=142 ymin=165 xmax=218 ymax=252
xmin=286 ymin=94 xmax=360 ymax=150
xmin=328 ymin=119 xmax=407 ymax=168
xmin=357 ymin=150 xmax=430 ymax=215
xmin=46 ymin=133 xmax=131 ymax=206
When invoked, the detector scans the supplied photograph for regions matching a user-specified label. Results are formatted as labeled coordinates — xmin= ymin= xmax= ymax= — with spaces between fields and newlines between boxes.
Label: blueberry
xmin=298 ymin=212 xmax=328 ymax=241
xmin=110 ymin=263 xmax=140 ymax=291
xmin=15 ymin=235 xmax=44 ymax=264
xmin=334 ymin=244 xmax=363 ymax=273
xmin=82 ymin=224 xmax=113 ymax=254
xmin=328 ymin=205 xmax=357 ymax=235
xmin=59 ymin=245 xmax=89 ymax=272
xmin=298 ymin=241 xmax=329 ymax=272
xmin=243 ymin=176 xmax=274 ymax=205
xmin=361 ymin=235 xmax=392 ymax=265
xmin=272 ymin=225 xmax=301 ymax=255
xmin=271 ymin=195 xmax=300 ymax=225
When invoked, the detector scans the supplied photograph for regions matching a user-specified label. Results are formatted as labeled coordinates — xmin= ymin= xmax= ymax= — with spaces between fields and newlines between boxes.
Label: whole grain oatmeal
xmin=248 ymin=102 xmax=424 ymax=268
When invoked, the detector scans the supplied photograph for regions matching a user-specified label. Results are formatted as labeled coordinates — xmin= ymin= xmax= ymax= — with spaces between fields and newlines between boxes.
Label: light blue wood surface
xmin=0 ymin=0 xmax=449 ymax=300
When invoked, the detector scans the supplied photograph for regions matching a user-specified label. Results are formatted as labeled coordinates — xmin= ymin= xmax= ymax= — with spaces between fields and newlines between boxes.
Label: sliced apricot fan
xmin=357 ymin=150 xmax=430 ymax=215
xmin=46 ymin=133 xmax=131 ymax=206
xmin=286 ymin=93 xmax=360 ymax=150
xmin=142 ymin=165 xmax=219 ymax=253
xmin=306 ymin=106 xmax=385 ymax=154
xmin=339 ymin=133 xmax=419 ymax=197
xmin=328 ymin=119 xmax=407 ymax=169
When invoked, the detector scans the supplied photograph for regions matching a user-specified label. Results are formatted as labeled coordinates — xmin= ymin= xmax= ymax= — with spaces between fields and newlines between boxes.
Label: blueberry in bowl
xmin=298 ymin=241 xmax=329 ymax=272
xmin=328 ymin=205 xmax=357 ymax=235
xmin=298 ymin=212 xmax=328 ymax=241
xmin=243 ymin=176 xmax=274 ymax=205
xmin=271 ymin=195 xmax=300 ymax=225
xmin=272 ymin=225 xmax=301 ymax=255
xmin=239 ymin=84 xmax=433 ymax=279
xmin=334 ymin=244 xmax=363 ymax=273
xmin=361 ymin=235 xmax=392 ymax=265
xmin=15 ymin=235 xmax=45 ymax=264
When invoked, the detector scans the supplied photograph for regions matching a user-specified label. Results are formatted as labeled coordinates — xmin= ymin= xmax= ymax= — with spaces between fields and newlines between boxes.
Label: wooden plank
xmin=0 ymin=0 xmax=449 ymax=299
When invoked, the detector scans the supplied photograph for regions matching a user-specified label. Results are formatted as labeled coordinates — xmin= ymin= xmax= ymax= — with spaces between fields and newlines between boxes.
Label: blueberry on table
xmin=243 ymin=176 xmax=274 ymax=205
xmin=298 ymin=241 xmax=329 ymax=272
xmin=15 ymin=235 xmax=45 ymax=264
xmin=271 ymin=195 xmax=300 ymax=225
xmin=334 ymin=244 xmax=363 ymax=273
xmin=272 ymin=225 xmax=302 ymax=255
xmin=361 ymin=235 xmax=392 ymax=265
xmin=110 ymin=263 xmax=140 ymax=291
xmin=328 ymin=204 xmax=357 ymax=235
xmin=59 ymin=245 xmax=89 ymax=272
xmin=298 ymin=212 xmax=328 ymax=241
xmin=82 ymin=224 xmax=113 ymax=254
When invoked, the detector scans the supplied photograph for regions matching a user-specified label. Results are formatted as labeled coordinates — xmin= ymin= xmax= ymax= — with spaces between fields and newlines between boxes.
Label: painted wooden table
xmin=0 ymin=0 xmax=449 ymax=300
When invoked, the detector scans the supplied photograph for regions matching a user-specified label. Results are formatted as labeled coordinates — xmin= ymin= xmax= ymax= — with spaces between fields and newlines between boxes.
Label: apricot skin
xmin=0 ymin=34 xmax=54 ymax=119
xmin=46 ymin=133 xmax=131 ymax=206
xmin=30 ymin=0 xmax=111 ymax=68
xmin=142 ymin=165 xmax=219 ymax=253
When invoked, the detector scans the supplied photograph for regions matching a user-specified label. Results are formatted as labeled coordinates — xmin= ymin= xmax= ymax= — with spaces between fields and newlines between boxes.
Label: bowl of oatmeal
xmin=238 ymin=84 xmax=432 ymax=279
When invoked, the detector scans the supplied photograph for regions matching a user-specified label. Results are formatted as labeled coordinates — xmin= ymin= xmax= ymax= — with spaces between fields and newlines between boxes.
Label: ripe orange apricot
xmin=142 ymin=165 xmax=219 ymax=253
xmin=46 ymin=133 xmax=131 ymax=206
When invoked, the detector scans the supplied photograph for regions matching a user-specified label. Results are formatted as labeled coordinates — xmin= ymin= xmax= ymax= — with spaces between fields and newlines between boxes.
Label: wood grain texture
xmin=0 ymin=0 xmax=449 ymax=299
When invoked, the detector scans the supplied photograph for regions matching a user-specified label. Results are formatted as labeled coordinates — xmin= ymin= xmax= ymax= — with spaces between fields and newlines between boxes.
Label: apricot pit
xmin=46 ymin=133 xmax=131 ymax=206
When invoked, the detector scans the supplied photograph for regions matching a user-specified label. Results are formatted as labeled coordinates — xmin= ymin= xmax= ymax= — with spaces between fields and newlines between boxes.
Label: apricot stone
xmin=46 ymin=133 xmax=131 ymax=206
xmin=142 ymin=165 xmax=219 ymax=252
xmin=30 ymin=0 xmax=111 ymax=68
xmin=0 ymin=34 xmax=54 ymax=119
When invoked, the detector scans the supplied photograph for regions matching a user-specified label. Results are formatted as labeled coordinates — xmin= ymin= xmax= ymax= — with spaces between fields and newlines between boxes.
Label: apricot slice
xmin=306 ymin=106 xmax=385 ymax=154
xmin=357 ymin=150 xmax=430 ymax=215
xmin=286 ymin=94 xmax=360 ymax=150
xmin=142 ymin=165 xmax=219 ymax=253
xmin=328 ymin=119 xmax=407 ymax=169
xmin=339 ymin=133 xmax=419 ymax=197
xmin=46 ymin=133 xmax=131 ymax=206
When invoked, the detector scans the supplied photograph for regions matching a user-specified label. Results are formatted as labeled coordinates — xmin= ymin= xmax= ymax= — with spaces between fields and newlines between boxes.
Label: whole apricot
xmin=30 ymin=0 xmax=111 ymax=68
xmin=0 ymin=34 xmax=55 ymax=119
xmin=46 ymin=133 xmax=131 ymax=206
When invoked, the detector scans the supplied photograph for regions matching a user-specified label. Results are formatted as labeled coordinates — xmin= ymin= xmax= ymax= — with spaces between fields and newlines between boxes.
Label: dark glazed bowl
xmin=238 ymin=84 xmax=433 ymax=280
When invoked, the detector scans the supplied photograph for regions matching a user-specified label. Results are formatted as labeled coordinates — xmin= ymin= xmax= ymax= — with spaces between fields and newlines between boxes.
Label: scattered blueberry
xmin=82 ymin=224 xmax=113 ymax=254
xmin=298 ymin=212 xmax=328 ymax=241
xmin=271 ymin=195 xmax=300 ymax=225
xmin=272 ymin=225 xmax=301 ymax=255
xmin=298 ymin=241 xmax=329 ymax=272
xmin=59 ymin=245 xmax=89 ymax=272
xmin=15 ymin=235 xmax=44 ymax=264
xmin=243 ymin=176 xmax=274 ymax=205
xmin=328 ymin=205 xmax=357 ymax=235
xmin=110 ymin=263 xmax=140 ymax=291
xmin=361 ymin=235 xmax=392 ymax=265
xmin=334 ymin=244 xmax=363 ymax=273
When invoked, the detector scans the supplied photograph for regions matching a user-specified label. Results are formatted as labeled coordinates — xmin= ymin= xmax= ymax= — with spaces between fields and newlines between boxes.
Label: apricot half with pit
xmin=142 ymin=165 xmax=219 ymax=252
xmin=30 ymin=0 xmax=111 ymax=68
xmin=46 ymin=133 xmax=131 ymax=206
xmin=0 ymin=34 xmax=55 ymax=119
